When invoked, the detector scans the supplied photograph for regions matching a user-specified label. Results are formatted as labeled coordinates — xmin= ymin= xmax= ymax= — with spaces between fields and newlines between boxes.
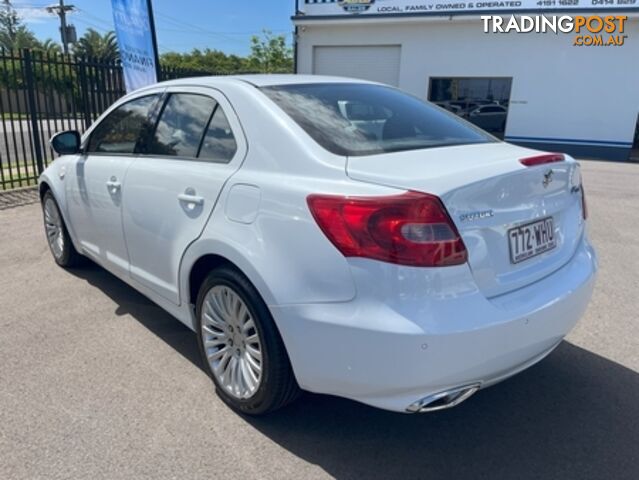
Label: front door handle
xmin=178 ymin=192 xmax=204 ymax=206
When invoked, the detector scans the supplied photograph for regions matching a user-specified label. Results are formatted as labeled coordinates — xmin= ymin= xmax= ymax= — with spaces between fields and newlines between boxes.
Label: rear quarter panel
xmin=179 ymin=82 xmax=405 ymax=308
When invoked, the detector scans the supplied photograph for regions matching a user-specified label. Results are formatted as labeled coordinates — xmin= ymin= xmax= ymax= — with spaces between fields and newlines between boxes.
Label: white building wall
xmin=296 ymin=16 xmax=639 ymax=158
xmin=313 ymin=45 xmax=402 ymax=85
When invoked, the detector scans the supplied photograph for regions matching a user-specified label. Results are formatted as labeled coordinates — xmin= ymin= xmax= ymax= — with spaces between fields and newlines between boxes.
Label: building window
xmin=428 ymin=77 xmax=512 ymax=138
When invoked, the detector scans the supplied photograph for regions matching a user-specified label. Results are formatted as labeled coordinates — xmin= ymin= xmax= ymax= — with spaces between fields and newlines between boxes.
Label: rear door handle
xmin=178 ymin=193 xmax=204 ymax=206
xmin=106 ymin=177 xmax=121 ymax=193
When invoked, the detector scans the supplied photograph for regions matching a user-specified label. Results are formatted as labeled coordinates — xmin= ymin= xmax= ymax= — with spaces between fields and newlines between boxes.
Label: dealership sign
xmin=112 ymin=0 xmax=158 ymax=92
xmin=300 ymin=0 xmax=638 ymax=16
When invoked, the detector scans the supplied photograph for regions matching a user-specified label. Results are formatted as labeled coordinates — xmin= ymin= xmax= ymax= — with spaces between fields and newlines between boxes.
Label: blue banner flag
xmin=111 ymin=0 xmax=158 ymax=92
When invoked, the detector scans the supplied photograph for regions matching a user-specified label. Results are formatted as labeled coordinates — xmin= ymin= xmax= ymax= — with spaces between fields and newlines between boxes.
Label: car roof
xmin=154 ymin=74 xmax=380 ymax=89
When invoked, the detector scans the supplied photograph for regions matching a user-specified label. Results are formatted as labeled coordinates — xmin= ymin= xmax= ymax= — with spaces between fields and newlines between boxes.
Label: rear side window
xmin=198 ymin=107 xmax=237 ymax=163
xmin=149 ymin=93 xmax=217 ymax=157
xmin=261 ymin=83 xmax=494 ymax=157
xmin=87 ymin=95 xmax=158 ymax=154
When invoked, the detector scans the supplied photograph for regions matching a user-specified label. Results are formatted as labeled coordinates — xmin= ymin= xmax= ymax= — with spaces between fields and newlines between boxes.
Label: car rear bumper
xmin=271 ymin=235 xmax=597 ymax=412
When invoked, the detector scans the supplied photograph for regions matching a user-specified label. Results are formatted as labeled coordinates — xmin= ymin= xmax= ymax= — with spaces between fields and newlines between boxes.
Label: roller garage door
xmin=312 ymin=45 xmax=401 ymax=86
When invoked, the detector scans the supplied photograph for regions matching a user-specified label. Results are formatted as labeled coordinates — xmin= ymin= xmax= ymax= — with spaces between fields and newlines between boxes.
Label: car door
xmin=65 ymin=93 xmax=161 ymax=278
xmin=121 ymin=86 xmax=246 ymax=305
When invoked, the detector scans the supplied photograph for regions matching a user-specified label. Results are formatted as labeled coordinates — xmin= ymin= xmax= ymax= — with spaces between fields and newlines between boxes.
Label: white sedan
xmin=39 ymin=75 xmax=597 ymax=414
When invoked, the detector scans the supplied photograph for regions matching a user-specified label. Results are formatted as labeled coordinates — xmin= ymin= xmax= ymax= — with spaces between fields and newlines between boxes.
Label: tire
xmin=196 ymin=266 xmax=300 ymax=415
xmin=41 ymin=191 xmax=83 ymax=268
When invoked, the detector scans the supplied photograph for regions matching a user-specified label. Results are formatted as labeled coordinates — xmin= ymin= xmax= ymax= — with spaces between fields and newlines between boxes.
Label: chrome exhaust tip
xmin=406 ymin=383 xmax=481 ymax=413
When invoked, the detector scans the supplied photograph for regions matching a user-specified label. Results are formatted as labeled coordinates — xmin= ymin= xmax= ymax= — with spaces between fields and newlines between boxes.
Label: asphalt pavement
xmin=0 ymin=160 xmax=637 ymax=480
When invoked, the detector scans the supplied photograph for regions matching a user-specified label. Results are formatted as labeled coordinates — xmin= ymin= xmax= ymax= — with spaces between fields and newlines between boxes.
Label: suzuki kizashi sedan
xmin=40 ymin=75 xmax=597 ymax=414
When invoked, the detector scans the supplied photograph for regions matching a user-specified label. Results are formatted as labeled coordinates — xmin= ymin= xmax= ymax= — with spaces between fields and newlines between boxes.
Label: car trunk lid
xmin=346 ymin=142 xmax=585 ymax=298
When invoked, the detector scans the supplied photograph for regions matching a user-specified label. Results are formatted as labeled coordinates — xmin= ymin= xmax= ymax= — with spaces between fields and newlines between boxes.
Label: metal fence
xmin=0 ymin=49 xmax=209 ymax=191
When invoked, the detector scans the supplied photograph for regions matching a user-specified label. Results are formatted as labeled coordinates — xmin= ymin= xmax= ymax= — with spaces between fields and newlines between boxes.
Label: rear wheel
xmin=42 ymin=191 xmax=82 ymax=268
xmin=196 ymin=266 xmax=300 ymax=415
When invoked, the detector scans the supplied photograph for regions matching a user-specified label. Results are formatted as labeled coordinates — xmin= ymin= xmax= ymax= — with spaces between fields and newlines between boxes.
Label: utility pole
xmin=46 ymin=1 xmax=75 ymax=54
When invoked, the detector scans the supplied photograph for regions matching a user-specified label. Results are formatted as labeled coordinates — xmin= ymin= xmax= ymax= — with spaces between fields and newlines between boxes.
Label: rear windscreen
xmin=260 ymin=83 xmax=494 ymax=157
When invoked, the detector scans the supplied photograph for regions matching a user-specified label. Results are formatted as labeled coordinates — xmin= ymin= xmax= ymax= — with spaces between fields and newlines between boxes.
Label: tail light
xmin=570 ymin=163 xmax=588 ymax=220
xmin=307 ymin=191 xmax=467 ymax=267
xmin=519 ymin=153 xmax=564 ymax=167
xmin=581 ymin=185 xmax=588 ymax=220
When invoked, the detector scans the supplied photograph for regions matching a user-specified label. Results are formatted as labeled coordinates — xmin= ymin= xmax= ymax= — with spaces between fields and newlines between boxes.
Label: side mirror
xmin=50 ymin=130 xmax=81 ymax=155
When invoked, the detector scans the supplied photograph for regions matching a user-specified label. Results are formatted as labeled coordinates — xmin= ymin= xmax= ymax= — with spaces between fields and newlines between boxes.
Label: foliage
xmin=0 ymin=10 xmax=293 ymax=95
xmin=1 ymin=4 xmax=117 ymax=60
xmin=0 ymin=4 xmax=293 ymax=138
xmin=0 ymin=8 xmax=293 ymax=75
xmin=72 ymin=29 xmax=119 ymax=62
xmin=160 ymin=31 xmax=293 ymax=74
xmin=0 ymin=4 xmax=45 ymax=51
xmin=0 ymin=5 xmax=74 ymax=94
xmin=160 ymin=48 xmax=248 ymax=74
xmin=247 ymin=30 xmax=293 ymax=73
xmin=40 ymin=39 xmax=62 ymax=55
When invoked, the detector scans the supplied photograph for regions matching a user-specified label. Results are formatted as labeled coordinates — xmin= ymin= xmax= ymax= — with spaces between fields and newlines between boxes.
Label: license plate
xmin=508 ymin=217 xmax=556 ymax=264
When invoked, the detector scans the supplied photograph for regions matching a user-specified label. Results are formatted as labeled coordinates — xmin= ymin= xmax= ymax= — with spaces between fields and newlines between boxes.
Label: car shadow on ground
xmin=70 ymin=262 xmax=639 ymax=480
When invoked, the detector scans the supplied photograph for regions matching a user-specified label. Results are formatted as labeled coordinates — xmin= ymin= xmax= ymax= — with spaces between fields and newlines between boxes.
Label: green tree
xmin=247 ymin=30 xmax=293 ymax=73
xmin=160 ymin=30 xmax=293 ymax=75
xmin=73 ymin=28 xmax=119 ymax=61
xmin=160 ymin=48 xmax=249 ymax=74
xmin=0 ymin=1 xmax=41 ymax=50
xmin=40 ymin=38 xmax=62 ymax=55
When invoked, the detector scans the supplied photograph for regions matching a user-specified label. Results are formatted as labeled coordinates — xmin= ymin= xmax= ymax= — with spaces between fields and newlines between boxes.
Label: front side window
xmin=149 ymin=93 xmax=217 ymax=157
xmin=87 ymin=95 xmax=158 ymax=154
xmin=261 ymin=83 xmax=494 ymax=157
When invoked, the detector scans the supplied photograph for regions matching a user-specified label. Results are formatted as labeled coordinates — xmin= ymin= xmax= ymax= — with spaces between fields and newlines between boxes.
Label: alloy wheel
xmin=201 ymin=285 xmax=263 ymax=399
xmin=44 ymin=197 xmax=64 ymax=260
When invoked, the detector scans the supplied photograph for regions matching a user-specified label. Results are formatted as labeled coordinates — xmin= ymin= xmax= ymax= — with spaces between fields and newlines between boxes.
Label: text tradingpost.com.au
xmin=481 ymin=15 xmax=628 ymax=46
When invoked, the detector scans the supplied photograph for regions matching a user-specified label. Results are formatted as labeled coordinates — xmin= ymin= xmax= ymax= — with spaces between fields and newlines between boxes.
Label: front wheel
xmin=42 ymin=191 xmax=82 ymax=267
xmin=196 ymin=266 xmax=300 ymax=415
